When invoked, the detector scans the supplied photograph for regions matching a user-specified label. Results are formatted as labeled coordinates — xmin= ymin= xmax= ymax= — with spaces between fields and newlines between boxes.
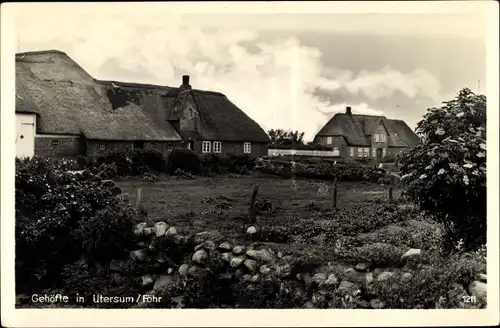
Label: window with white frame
xmin=357 ymin=147 xmax=363 ymax=158
xmin=372 ymin=148 xmax=376 ymax=158
xmin=363 ymin=147 xmax=369 ymax=157
xmin=243 ymin=142 xmax=251 ymax=154
xmin=202 ymin=141 xmax=211 ymax=153
xmin=350 ymin=147 xmax=354 ymax=157
xmin=374 ymin=134 xmax=379 ymax=142
xmin=382 ymin=148 xmax=387 ymax=157
xmin=380 ymin=134 xmax=386 ymax=142
xmin=326 ymin=136 xmax=333 ymax=145
xmin=99 ymin=144 xmax=106 ymax=151
xmin=213 ymin=141 xmax=221 ymax=153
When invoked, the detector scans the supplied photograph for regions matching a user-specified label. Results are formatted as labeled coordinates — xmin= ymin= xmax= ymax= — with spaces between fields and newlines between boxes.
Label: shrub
xmin=167 ymin=148 xmax=202 ymax=174
xmin=95 ymin=149 xmax=132 ymax=176
xmin=380 ymin=155 xmax=396 ymax=163
xmin=200 ymin=153 xmax=231 ymax=174
xmin=399 ymin=88 xmax=486 ymax=252
xmin=15 ymin=157 xmax=138 ymax=293
xmin=227 ymin=153 xmax=256 ymax=171
xmin=128 ymin=149 xmax=167 ymax=174
xmin=372 ymin=250 xmax=486 ymax=309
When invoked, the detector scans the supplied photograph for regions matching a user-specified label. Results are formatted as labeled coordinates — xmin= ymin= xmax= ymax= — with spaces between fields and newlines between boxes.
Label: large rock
xmin=312 ymin=272 xmax=328 ymax=285
xmin=141 ymin=275 xmax=155 ymax=288
xmin=192 ymin=249 xmax=209 ymax=265
xmin=274 ymin=263 xmax=292 ymax=279
xmin=187 ymin=265 xmax=206 ymax=279
xmin=129 ymin=249 xmax=148 ymax=262
xmin=165 ymin=227 xmax=177 ymax=237
xmin=319 ymin=274 xmax=338 ymax=292
xmin=219 ymin=242 xmax=233 ymax=251
xmin=154 ymin=221 xmax=169 ymax=237
xmin=365 ymin=272 xmax=375 ymax=284
xmin=355 ymin=262 xmax=371 ymax=272
xmin=468 ymin=281 xmax=487 ymax=303
xmin=246 ymin=226 xmax=257 ymax=235
xmin=233 ymin=245 xmax=246 ymax=255
xmin=377 ymin=271 xmax=396 ymax=282
xmin=244 ymin=259 xmax=258 ymax=272
xmin=230 ymin=257 xmax=245 ymax=268
xmin=153 ymin=275 xmax=174 ymax=291
xmin=401 ymin=248 xmax=421 ymax=260
xmin=370 ymin=299 xmax=385 ymax=309
xmin=246 ymin=248 xmax=274 ymax=263
xmin=259 ymin=264 xmax=271 ymax=275
xmin=250 ymin=274 xmax=261 ymax=283
xmin=195 ymin=240 xmax=216 ymax=252
xmin=178 ymin=264 xmax=190 ymax=277
xmin=336 ymin=281 xmax=360 ymax=296
xmin=133 ymin=222 xmax=147 ymax=236
xmin=477 ymin=273 xmax=487 ymax=283
xmin=221 ymin=252 xmax=233 ymax=263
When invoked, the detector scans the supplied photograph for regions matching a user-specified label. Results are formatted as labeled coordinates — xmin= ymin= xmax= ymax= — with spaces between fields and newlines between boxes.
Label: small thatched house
xmin=313 ymin=106 xmax=420 ymax=162
xmin=15 ymin=50 xmax=269 ymax=158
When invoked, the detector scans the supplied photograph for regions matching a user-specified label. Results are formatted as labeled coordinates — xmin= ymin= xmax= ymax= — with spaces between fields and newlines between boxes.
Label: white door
xmin=16 ymin=113 xmax=36 ymax=159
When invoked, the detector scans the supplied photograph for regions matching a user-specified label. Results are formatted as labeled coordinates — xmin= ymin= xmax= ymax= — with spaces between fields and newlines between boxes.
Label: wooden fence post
xmin=388 ymin=185 xmax=394 ymax=203
xmin=136 ymin=187 xmax=143 ymax=209
xmin=332 ymin=178 xmax=338 ymax=209
xmin=249 ymin=184 xmax=260 ymax=224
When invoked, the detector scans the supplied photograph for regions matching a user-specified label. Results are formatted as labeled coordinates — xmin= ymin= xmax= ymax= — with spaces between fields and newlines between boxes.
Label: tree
xmin=267 ymin=129 xmax=305 ymax=146
xmin=398 ymin=88 xmax=486 ymax=252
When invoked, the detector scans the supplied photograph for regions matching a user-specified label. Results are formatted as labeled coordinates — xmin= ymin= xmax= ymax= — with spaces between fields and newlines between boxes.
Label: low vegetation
xmin=15 ymin=88 xmax=488 ymax=309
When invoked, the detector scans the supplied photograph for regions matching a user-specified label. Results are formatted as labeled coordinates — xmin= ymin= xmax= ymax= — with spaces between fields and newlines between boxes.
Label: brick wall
xmin=35 ymin=136 xmax=82 ymax=158
xmin=196 ymin=140 xmax=268 ymax=157
xmin=86 ymin=140 xmax=184 ymax=157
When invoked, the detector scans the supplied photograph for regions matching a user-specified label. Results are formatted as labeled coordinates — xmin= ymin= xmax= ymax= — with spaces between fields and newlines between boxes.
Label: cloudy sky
xmin=12 ymin=3 xmax=489 ymax=141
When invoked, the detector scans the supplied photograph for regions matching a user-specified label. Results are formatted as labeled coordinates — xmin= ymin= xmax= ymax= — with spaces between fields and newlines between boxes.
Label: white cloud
xmin=16 ymin=11 xmax=443 ymax=141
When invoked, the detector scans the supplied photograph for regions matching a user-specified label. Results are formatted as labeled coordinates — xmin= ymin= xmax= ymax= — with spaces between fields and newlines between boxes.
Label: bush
xmin=15 ymin=157 xmax=138 ymax=293
xmin=128 ymin=149 xmax=167 ymax=174
xmin=226 ymin=153 xmax=256 ymax=171
xmin=94 ymin=149 xmax=132 ymax=176
xmin=167 ymin=148 xmax=202 ymax=174
xmin=200 ymin=153 xmax=231 ymax=174
xmin=372 ymin=250 xmax=486 ymax=309
xmin=399 ymin=88 xmax=486 ymax=252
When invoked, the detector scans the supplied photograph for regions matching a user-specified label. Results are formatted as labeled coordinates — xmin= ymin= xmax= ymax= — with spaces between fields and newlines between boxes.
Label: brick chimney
xmin=180 ymin=75 xmax=191 ymax=89
xmin=346 ymin=106 xmax=352 ymax=115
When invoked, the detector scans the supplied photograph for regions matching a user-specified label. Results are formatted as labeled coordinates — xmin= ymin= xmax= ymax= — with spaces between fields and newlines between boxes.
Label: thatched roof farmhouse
xmin=15 ymin=50 xmax=269 ymax=158
xmin=313 ymin=106 xmax=420 ymax=162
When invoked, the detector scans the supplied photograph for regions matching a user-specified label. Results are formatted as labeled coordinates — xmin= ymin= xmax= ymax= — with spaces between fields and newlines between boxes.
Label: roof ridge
xmin=337 ymin=113 xmax=387 ymax=118
xmin=96 ymin=80 xmax=226 ymax=97
xmin=16 ymin=50 xmax=68 ymax=57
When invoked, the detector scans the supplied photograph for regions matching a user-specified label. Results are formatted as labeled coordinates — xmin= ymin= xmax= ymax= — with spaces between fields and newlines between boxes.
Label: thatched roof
xmin=163 ymin=88 xmax=270 ymax=143
xmin=15 ymin=50 xmax=269 ymax=143
xmin=15 ymin=50 xmax=182 ymax=141
xmin=315 ymin=113 xmax=420 ymax=147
